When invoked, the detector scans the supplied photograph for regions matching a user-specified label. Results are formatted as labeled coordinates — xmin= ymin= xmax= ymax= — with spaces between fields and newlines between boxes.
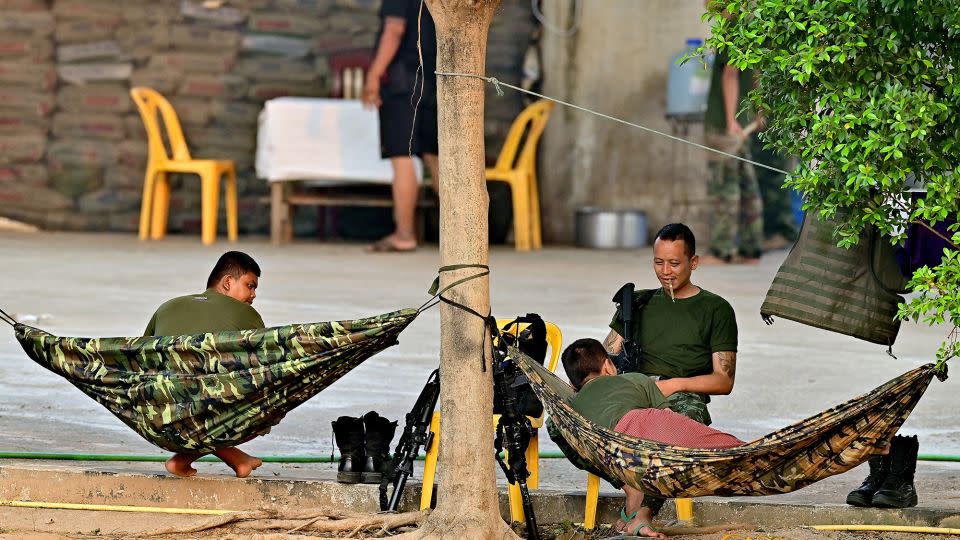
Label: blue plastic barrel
xmin=666 ymin=38 xmax=713 ymax=121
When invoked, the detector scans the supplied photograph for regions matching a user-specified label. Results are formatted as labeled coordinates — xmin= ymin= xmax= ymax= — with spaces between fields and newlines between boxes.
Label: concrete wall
xmin=539 ymin=0 xmax=711 ymax=244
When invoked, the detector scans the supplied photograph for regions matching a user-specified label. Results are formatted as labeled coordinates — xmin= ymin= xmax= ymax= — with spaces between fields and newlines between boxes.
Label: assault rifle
xmin=613 ymin=282 xmax=638 ymax=363
xmin=492 ymin=335 xmax=540 ymax=540
xmin=379 ymin=368 xmax=440 ymax=512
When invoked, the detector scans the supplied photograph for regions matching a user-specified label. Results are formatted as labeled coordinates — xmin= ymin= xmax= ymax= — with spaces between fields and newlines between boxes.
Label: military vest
xmin=761 ymin=214 xmax=908 ymax=346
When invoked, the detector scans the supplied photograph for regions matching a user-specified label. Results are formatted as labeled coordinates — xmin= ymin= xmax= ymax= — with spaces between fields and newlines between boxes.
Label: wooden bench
xmin=269 ymin=182 xmax=436 ymax=245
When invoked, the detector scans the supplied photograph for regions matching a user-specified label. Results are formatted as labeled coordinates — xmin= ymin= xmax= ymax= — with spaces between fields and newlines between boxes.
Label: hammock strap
xmin=0 ymin=307 xmax=16 ymax=327
xmin=421 ymin=264 xmax=496 ymax=372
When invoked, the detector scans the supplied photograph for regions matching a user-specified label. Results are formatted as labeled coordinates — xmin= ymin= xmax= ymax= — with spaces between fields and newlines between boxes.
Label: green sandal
xmin=619 ymin=508 xmax=638 ymax=524
xmin=627 ymin=521 xmax=659 ymax=537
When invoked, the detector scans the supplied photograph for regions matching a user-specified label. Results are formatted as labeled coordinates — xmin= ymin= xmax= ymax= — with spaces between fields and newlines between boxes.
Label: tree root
xmin=140 ymin=509 xmax=428 ymax=537
xmin=659 ymin=521 xmax=754 ymax=535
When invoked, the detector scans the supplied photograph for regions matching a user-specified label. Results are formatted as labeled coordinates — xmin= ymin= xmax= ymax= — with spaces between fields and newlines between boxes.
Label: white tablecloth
xmin=255 ymin=97 xmax=421 ymax=186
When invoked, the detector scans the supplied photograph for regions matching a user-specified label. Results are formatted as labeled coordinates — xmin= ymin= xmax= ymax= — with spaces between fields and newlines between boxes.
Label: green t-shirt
xmin=704 ymin=51 xmax=754 ymax=134
xmin=144 ymin=288 xmax=265 ymax=336
xmin=569 ymin=373 xmax=669 ymax=429
xmin=610 ymin=288 xmax=737 ymax=379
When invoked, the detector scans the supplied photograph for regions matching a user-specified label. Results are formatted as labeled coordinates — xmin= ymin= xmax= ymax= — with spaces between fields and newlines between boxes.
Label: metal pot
xmin=575 ymin=208 xmax=648 ymax=249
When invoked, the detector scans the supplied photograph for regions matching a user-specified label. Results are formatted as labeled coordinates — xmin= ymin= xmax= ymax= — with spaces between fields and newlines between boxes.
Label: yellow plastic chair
xmin=583 ymin=474 xmax=694 ymax=529
xmin=486 ymin=100 xmax=555 ymax=251
xmin=130 ymin=87 xmax=238 ymax=246
xmin=420 ymin=319 xmax=563 ymax=523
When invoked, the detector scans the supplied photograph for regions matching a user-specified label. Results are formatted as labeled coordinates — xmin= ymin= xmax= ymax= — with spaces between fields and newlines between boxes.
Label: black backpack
xmin=494 ymin=313 xmax=547 ymax=418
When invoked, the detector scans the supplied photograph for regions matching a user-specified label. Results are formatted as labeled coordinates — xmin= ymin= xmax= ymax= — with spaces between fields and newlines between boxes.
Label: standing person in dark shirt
xmin=362 ymin=0 xmax=439 ymax=252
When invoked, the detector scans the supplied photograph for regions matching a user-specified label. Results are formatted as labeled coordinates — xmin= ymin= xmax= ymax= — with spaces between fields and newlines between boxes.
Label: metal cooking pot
xmin=575 ymin=208 xmax=648 ymax=249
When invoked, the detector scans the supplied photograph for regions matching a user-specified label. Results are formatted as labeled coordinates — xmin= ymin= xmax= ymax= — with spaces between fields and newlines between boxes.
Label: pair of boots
xmin=846 ymin=434 xmax=919 ymax=508
xmin=332 ymin=411 xmax=397 ymax=484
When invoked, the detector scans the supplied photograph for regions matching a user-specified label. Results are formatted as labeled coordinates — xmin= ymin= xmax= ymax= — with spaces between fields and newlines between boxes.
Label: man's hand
xmin=655 ymin=378 xmax=677 ymax=397
xmin=603 ymin=329 xmax=623 ymax=355
xmin=362 ymin=16 xmax=404 ymax=110
xmin=654 ymin=351 xmax=737 ymax=396
xmin=726 ymin=120 xmax=746 ymax=139
xmin=361 ymin=73 xmax=382 ymax=109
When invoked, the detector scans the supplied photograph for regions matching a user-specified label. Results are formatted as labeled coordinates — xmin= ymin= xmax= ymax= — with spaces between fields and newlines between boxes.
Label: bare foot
xmin=215 ymin=447 xmax=263 ymax=478
xmin=698 ymin=254 xmax=730 ymax=265
xmin=164 ymin=453 xmax=199 ymax=478
xmin=623 ymin=514 xmax=668 ymax=539
xmin=614 ymin=508 xmax=635 ymax=532
xmin=366 ymin=234 xmax=416 ymax=253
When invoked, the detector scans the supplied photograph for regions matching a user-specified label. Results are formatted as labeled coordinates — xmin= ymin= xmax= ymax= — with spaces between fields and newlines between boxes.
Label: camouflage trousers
xmin=706 ymin=132 xmax=764 ymax=259
xmin=750 ymin=135 xmax=798 ymax=242
xmin=641 ymin=392 xmax=711 ymax=515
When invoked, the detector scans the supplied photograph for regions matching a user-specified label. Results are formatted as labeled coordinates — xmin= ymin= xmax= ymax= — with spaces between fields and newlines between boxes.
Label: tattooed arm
xmin=655 ymin=351 xmax=737 ymax=397
xmin=603 ymin=329 xmax=624 ymax=355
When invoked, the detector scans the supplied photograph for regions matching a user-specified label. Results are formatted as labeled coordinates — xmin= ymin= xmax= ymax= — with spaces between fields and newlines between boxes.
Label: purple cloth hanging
xmin=897 ymin=219 xmax=956 ymax=275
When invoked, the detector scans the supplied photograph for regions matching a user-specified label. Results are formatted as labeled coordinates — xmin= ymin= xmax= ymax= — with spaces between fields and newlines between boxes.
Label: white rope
xmin=434 ymin=71 xmax=791 ymax=175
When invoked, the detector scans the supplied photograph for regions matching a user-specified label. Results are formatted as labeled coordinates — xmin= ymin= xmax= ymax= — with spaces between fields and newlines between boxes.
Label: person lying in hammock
xmin=144 ymin=251 xmax=266 ymax=479
xmin=562 ymin=337 xmax=742 ymax=537
xmin=560 ymin=337 xmax=902 ymax=537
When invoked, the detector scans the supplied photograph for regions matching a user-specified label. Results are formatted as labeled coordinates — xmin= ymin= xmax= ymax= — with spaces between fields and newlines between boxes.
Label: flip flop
xmin=605 ymin=522 xmax=662 ymax=540
xmin=613 ymin=507 xmax=637 ymax=533
xmin=366 ymin=238 xmax=416 ymax=253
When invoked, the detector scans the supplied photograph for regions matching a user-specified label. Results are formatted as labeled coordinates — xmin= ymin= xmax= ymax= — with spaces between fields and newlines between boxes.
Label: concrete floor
xmin=0 ymin=231 xmax=957 ymax=502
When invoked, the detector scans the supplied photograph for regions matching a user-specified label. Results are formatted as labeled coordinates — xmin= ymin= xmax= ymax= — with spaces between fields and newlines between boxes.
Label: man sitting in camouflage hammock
xmin=603 ymin=223 xmax=738 ymax=516
xmin=561 ymin=338 xmax=890 ymax=539
xmin=144 ymin=251 xmax=266 ymax=478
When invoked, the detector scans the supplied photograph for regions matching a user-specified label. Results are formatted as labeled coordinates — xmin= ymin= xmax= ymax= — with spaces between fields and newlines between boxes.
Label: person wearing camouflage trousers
xmin=702 ymin=51 xmax=764 ymax=262
xmin=750 ymin=136 xmax=798 ymax=246
xmin=605 ymin=224 xmax=738 ymax=517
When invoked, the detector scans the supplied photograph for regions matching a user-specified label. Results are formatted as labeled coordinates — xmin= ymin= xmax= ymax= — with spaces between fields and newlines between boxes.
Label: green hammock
xmin=9 ymin=309 xmax=418 ymax=454
xmin=513 ymin=347 xmax=940 ymax=498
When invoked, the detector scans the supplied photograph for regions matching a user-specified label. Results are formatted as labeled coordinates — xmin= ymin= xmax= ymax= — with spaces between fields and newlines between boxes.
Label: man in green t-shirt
xmin=563 ymin=338 xmax=743 ymax=538
xmin=603 ymin=223 xmax=738 ymax=513
xmin=144 ymin=251 xmax=266 ymax=479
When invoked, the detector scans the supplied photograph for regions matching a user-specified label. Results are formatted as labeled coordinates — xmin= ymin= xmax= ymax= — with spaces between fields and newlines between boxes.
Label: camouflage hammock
xmin=512 ymin=348 xmax=942 ymax=498
xmin=6 ymin=308 xmax=418 ymax=454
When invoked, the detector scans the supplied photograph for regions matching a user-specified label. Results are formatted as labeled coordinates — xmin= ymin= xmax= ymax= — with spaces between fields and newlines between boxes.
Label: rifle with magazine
xmin=379 ymin=368 xmax=440 ymax=512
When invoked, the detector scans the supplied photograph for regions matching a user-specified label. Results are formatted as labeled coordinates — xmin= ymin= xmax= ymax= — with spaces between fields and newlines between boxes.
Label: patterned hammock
xmin=513 ymin=347 xmax=939 ymax=498
xmin=11 ymin=309 xmax=418 ymax=454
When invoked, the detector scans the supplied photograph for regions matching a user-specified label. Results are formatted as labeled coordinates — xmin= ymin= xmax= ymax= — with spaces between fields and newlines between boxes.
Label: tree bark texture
xmin=417 ymin=1 xmax=514 ymax=539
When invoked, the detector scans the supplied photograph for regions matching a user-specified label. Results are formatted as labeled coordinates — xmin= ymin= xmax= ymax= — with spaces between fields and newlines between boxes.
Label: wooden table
xmin=257 ymin=97 xmax=427 ymax=244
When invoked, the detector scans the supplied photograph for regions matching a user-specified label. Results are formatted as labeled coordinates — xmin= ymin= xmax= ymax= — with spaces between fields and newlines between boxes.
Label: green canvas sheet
xmin=13 ymin=309 xmax=417 ymax=454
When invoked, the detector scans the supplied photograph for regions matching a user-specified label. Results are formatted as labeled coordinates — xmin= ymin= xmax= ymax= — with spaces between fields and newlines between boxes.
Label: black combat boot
xmin=332 ymin=416 xmax=365 ymax=483
xmin=360 ymin=411 xmax=398 ymax=484
xmin=872 ymin=435 xmax=919 ymax=508
xmin=845 ymin=454 xmax=890 ymax=507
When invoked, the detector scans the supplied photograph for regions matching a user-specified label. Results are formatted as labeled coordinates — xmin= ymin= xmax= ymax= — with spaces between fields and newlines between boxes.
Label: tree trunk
xmin=415 ymin=1 xmax=514 ymax=539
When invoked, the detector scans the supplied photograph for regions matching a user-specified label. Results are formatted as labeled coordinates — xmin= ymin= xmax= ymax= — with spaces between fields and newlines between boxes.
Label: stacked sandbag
xmin=0 ymin=0 xmax=62 ymax=227
xmin=483 ymin=0 xmax=536 ymax=159
xmin=237 ymin=0 xmax=333 ymax=203
xmin=2 ymin=0 xmax=533 ymax=237
xmin=46 ymin=0 xmax=129 ymax=229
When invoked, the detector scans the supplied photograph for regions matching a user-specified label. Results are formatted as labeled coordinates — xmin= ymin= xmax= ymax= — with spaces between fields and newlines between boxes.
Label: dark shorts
xmin=378 ymin=79 xmax=438 ymax=158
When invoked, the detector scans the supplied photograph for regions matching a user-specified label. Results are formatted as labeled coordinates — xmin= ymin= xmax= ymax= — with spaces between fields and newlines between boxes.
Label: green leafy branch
xmin=704 ymin=0 xmax=960 ymax=369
